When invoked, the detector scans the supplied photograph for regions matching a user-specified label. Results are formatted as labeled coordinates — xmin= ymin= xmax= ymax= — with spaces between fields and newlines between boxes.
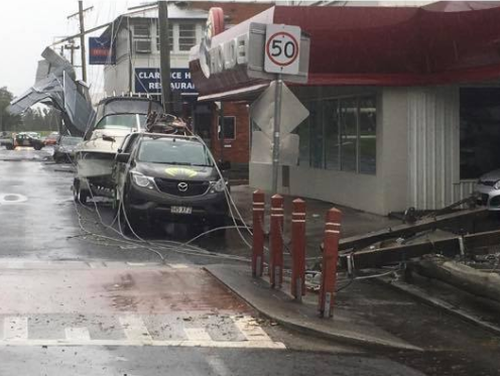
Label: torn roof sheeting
xmin=8 ymin=47 xmax=95 ymax=136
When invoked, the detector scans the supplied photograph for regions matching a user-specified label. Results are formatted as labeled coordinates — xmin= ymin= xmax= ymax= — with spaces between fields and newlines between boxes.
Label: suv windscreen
xmin=137 ymin=139 xmax=213 ymax=167
xmin=95 ymin=114 xmax=145 ymax=130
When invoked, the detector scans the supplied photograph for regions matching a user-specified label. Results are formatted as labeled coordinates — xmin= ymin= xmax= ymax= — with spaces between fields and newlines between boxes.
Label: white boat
xmin=73 ymin=96 xmax=163 ymax=202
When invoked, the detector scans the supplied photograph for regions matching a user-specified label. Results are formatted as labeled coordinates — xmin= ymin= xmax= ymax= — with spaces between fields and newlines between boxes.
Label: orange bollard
xmin=318 ymin=208 xmax=342 ymax=318
xmin=252 ymin=190 xmax=265 ymax=277
xmin=291 ymin=198 xmax=306 ymax=301
xmin=270 ymin=194 xmax=284 ymax=288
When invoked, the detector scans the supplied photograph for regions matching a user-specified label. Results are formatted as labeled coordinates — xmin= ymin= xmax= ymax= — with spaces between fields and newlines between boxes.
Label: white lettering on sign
xmin=200 ymin=34 xmax=249 ymax=78
xmin=265 ymin=24 xmax=301 ymax=75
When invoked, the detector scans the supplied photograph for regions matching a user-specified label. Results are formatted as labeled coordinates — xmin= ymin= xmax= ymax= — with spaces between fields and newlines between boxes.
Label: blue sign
xmin=89 ymin=37 xmax=116 ymax=65
xmin=134 ymin=68 xmax=197 ymax=95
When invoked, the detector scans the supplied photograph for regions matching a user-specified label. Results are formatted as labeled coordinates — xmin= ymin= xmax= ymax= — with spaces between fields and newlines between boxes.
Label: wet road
xmin=0 ymin=148 xmax=496 ymax=376
xmin=0 ymin=149 xmax=429 ymax=375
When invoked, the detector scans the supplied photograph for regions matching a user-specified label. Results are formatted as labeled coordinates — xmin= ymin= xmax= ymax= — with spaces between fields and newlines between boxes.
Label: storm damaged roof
xmin=8 ymin=47 xmax=95 ymax=137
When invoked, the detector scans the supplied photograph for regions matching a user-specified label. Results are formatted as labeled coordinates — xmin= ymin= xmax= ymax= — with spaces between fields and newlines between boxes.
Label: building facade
xmin=99 ymin=1 xmax=272 ymax=169
xmin=189 ymin=3 xmax=500 ymax=215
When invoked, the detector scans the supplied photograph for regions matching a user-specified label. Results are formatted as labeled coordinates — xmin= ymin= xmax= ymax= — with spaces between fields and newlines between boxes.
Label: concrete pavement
xmin=206 ymin=264 xmax=420 ymax=351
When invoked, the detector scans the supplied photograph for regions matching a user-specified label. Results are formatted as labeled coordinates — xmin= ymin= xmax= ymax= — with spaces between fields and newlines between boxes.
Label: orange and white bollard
xmin=270 ymin=194 xmax=284 ymax=288
xmin=252 ymin=190 xmax=265 ymax=277
xmin=291 ymin=198 xmax=306 ymax=301
xmin=318 ymin=208 xmax=342 ymax=318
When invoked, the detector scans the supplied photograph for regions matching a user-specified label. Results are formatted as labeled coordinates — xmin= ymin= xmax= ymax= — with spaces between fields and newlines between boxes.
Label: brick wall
xmin=210 ymin=102 xmax=250 ymax=164
xmin=186 ymin=2 xmax=272 ymax=167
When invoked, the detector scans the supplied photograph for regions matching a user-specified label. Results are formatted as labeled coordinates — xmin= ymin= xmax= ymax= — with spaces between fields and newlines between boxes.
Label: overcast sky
xmin=0 ymin=1 xmax=145 ymax=98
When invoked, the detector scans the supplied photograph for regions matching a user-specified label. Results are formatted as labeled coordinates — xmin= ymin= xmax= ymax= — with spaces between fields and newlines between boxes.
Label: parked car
xmin=53 ymin=136 xmax=82 ymax=163
xmin=0 ymin=131 xmax=14 ymax=150
xmin=14 ymin=132 xmax=44 ymax=150
xmin=43 ymin=132 xmax=59 ymax=146
xmin=112 ymin=133 xmax=230 ymax=233
xmin=474 ymin=169 xmax=500 ymax=210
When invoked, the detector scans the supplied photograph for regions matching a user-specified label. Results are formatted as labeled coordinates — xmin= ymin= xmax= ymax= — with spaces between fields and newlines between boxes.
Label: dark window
xmin=460 ymin=88 xmax=500 ymax=179
xmin=294 ymin=94 xmax=376 ymax=175
xmin=218 ymin=116 xmax=236 ymax=140
xmin=179 ymin=23 xmax=197 ymax=51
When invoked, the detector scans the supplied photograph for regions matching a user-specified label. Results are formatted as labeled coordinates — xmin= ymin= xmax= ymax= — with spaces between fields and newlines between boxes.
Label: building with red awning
xmin=190 ymin=2 xmax=500 ymax=214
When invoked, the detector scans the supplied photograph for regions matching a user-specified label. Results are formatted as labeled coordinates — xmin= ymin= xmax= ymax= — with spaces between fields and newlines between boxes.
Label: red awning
xmin=190 ymin=2 xmax=500 ymax=98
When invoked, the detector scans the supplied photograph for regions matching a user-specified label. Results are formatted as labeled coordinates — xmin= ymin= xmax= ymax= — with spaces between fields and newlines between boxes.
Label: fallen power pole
xmin=338 ymin=207 xmax=488 ymax=253
xmin=412 ymin=257 xmax=500 ymax=305
xmin=340 ymin=225 xmax=500 ymax=270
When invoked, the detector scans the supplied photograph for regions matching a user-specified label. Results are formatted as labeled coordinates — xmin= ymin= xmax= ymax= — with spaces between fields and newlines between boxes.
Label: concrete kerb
xmin=204 ymin=264 xmax=423 ymax=352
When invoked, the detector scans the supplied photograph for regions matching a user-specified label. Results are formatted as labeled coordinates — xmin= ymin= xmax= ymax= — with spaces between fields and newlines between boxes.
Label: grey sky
xmin=0 ymin=1 xmax=143 ymax=98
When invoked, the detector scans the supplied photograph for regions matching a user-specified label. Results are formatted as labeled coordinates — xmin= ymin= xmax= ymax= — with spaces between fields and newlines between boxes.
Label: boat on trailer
xmin=73 ymin=96 xmax=164 ymax=203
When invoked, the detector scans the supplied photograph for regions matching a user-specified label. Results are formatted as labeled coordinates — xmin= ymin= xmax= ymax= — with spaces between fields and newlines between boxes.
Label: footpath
xmin=206 ymin=185 xmax=500 ymax=354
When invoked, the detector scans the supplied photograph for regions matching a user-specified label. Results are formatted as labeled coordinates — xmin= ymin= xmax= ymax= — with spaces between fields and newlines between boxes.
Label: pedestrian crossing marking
xmin=169 ymin=263 xmax=189 ymax=269
xmin=184 ymin=327 xmax=212 ymax=341
xmin=0 ymin=339 xmax=286 ymax=349
xmin=65 ymin=327 xmax=90 ymax=341
xmin=0 ymin=315 xmax=285 ymax=349
xmin=3 ymin=317 xmax=28 ymax=341
xmin=119 ymin=316 xmax=152 ymax=343
xmin=232 ymin=316 xmax=272 ymax=342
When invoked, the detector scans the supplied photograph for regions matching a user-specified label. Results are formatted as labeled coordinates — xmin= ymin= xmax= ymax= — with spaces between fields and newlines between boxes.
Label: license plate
xmin=171 ymin=206 xmax=192 ymax=214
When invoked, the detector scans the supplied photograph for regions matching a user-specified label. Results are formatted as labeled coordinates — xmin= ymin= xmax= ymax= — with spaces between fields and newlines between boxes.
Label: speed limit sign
xmin=264 ymin=24 xmax=301 ymax=75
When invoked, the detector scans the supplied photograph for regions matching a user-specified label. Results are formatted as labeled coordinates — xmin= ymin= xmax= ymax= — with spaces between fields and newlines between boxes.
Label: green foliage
xmin=0 ymin=86 xmax=60 ymax=132
xmin=0 ymin=87 xmax=22 ymax=132
xmin=20 ymin=107 xmax=60 ymax=132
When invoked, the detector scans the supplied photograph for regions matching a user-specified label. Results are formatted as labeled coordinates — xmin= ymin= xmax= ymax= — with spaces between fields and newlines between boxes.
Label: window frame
xmin=296 ymin=93 xmax=377 ymax=175
xmin=217 ymin=116 xmax=236 ymax=140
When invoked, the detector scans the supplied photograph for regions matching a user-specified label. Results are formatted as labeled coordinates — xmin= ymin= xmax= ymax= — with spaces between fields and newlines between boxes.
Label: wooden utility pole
xmin=78 ymin=1 xmax=87 ymax=82
xmin=158 ymin=1 xmax=172 ymax=113
xmin=67 ymin=2 xmax=93 ymax=81
xmin=64 ymin=40 xmax=80 ymax=65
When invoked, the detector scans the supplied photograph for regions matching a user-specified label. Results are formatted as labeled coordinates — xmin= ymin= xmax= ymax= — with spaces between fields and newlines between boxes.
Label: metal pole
xmin=158 ymin=0 xmax=172 ymax=113
xmin=78 ymin=0 xmax=87 ymax=82
xmin=272 ymin=75 xmax=283 ymax=195
xmin=219 ymin=102 xmax=225 ymax=162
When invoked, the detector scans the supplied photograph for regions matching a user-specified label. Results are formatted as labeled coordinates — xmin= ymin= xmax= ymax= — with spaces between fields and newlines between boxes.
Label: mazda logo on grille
xmin=177 ymin=182 xmax=188 ymax=192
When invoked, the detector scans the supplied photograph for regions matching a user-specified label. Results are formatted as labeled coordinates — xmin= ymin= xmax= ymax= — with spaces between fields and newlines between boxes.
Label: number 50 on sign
xmin=264 ymin=24 xmax=302 ymax=75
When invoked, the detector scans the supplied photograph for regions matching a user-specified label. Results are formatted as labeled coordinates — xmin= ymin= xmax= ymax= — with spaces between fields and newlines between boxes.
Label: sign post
xmin=265 ymin=24 xmax=302 ymax=194
xmin=272 ymin=75 xmax=283 ymax=194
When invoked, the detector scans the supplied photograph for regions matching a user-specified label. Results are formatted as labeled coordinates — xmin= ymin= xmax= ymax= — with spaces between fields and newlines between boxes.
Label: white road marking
xmin=169 ymin=264 xmax=189 ymax=269
xmin=3 ymin=317 xmax=28 ymax=341
xmin=119 ymin=316 xmax=152 ymax=343
xmin=184 ymin=327 xmax=212 ymax=341
xmin=232 ymin=316 xmax=272 ymax=342
xmin=7 ymin=261 xmax=24 ymax=269
xmin=65 ymin=327 xmax=91 ymax=341
xmin=0 ymin=339 xmax=286 ymax=348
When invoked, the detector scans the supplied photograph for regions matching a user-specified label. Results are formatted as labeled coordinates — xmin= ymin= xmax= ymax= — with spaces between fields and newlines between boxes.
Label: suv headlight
xmin=131 ymin=171 xmax=153 ymax=188
xmin=210 ymin=178 xmax=227 ymax=193
xmin=494 ymin=181 xmax=500 ymax=190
